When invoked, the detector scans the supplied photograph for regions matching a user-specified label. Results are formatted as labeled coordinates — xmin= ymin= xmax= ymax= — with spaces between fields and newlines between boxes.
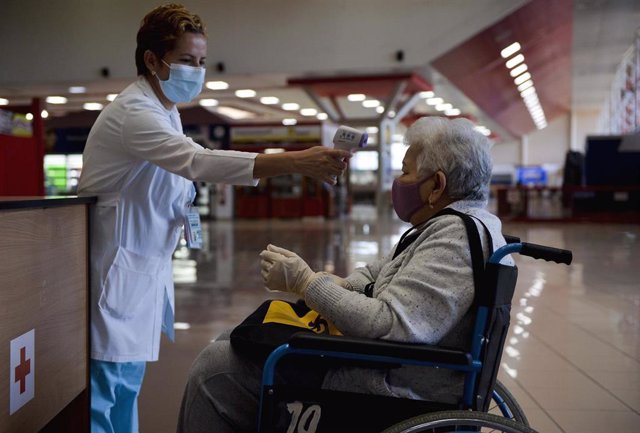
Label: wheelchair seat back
xmin=469 ymin=260 xmax=518 ymax=412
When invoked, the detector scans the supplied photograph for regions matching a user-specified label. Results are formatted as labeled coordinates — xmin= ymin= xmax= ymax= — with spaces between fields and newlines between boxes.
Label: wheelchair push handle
xmin=490 ymin=241 xmax=573 ymax=265
xmin=519 ymin=242 xmax=572 ymax=265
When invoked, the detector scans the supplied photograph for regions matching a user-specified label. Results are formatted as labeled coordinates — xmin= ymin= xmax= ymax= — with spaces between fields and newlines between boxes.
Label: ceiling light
xmin=68 ymin=86 xmax=86 ymax=94
xmin=106 ymin=93 xmax=118 ymax=102
xmin=376 ymin=106 xmax=385 ymax=113
xmin=527 ymin=107 xmax=542 ymax=117
xmin=530 ymin=112 xmax=544 ymax=121
xmin=445 ymin=108 xmax=461 ymax=116
xmin=46 ymin=96 xmax=68 ymax=104
xmin=0 ymin=98 xmax=8 ymax=105
xmin=526 ymin=104 xmax=540 ymax=114
xmin=206 ymin=81 xmax=229 ymax=90
xmin=510 ymin=63 xmax=528 ymax=78
xmin=529 ymin=104 xmax=543 ymax=113
xmin=235 ymin=89 xmax=256 ymax=98
xmin=474 ymin=126 xmax=491 ymax=136
xmin=500 ymin=42 xmax=521 ymax=59
xmin=366 ymin=126 xmax=379 ymax=133
xmin=514 ymin=72 xmax=532 ymax=86
xmin=419 ymin=91 xmax=435 ymax=98
xmin=83 ymin=102 xmax=103 ymax=111
xmin=505 ymin=54 xmax=525 ymax=69
xmin=500 ymin=49 xmax=545 ymax=129
xmin=300 ymin=108 xmax=318 ymax=116
xmin=41 ymin=110 xmax=49 ymax=118
xmin=174 ymin=322 xmax=191 ymax=330
xmin=347 ymin=93 xmax=366 ymax=102
xmin=260 ymin=96 xmax=279 ymax=105
xmin=435 ymin=103 xmax=452 ymax=111
xmin=199 ymin=98 xmax=219 ymax=107
xmin=426 ymin=97 xmax=443 ymax=106
xmin=516 ymin=80 xmax=534 ymax=92
xmin=316 ymin=113 xmax=328 ymax=120
xmin=526 ymin=99 xmax=541 ymax=110
xmin=25 ymin=113 xmax=34 ymax=121
xmin=264 ymin=148 xmax=286 ymax=154
xmin=523 ymin=93 xmax=539 ymax=103
xmin=216 ymin=106 xmax=254 ymax=119
xmin=388 ymin=110 xmax=396 ymax=118
xmin=282 ymin=118 xmax=297 ymax=126
xmin=520 ymin=87 xmax=536 ymax=98
xmin=362 ymin=99 xmax=380 ymax=108
xmin=528 ymin=106 xmax=544 ymax=117
xmin=282 ymin=103 xmax=300 ymax=110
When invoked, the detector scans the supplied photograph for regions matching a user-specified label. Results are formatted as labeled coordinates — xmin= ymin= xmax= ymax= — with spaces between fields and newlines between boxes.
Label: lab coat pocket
xmin=99 ymin=247 xmax=164 ymax=320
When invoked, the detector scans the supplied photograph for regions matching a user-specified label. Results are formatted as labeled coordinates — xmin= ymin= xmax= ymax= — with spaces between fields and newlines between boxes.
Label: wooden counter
xmin=0 ymin=196 xmax=95 ymax=433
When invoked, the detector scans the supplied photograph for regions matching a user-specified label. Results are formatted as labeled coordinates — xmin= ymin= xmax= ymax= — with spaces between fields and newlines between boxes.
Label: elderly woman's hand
xmin=260 ymin=244 xmax=316 ymax=295
xmin=259 ymin=244 xmax=354 ymax=295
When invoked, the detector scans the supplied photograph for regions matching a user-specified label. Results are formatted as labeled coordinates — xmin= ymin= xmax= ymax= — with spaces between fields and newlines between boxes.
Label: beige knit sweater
xmin=304 ymin=199 xmax=513 ymax=403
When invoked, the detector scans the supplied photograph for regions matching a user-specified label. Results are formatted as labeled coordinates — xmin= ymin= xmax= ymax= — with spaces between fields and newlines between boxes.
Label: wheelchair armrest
xmin=288 ymin=333 xmax=472 ymax=366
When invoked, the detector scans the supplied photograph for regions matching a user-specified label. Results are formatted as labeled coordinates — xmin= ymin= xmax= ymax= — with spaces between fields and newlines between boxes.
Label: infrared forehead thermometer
xmin=332 ymin=125 xmax=368 ymax=150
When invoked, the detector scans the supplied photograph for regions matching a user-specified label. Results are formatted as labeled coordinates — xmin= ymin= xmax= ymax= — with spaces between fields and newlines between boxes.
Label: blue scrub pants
xmin=90 ymin=359 xmax=146 ymax=433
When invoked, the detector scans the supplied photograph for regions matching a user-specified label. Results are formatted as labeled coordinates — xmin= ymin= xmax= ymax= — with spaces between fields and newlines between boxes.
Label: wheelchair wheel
xmin=489 ymin=380 xmax=529 ymax=426
xmin=381 ymin=410 xmax=537 ymax=433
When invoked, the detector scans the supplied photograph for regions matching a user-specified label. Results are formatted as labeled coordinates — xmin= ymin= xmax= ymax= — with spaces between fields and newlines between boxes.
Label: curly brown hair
xmin=135 ymin=3 xmax=206 ymax=76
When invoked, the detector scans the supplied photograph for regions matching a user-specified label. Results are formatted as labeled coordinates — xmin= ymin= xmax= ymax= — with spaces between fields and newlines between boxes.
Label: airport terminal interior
xmin=1 ymin=1 xmax=639 ymax=433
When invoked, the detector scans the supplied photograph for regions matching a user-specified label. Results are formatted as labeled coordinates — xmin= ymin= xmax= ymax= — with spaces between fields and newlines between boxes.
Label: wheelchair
xmin=257 ymin=237 xmax=572 ymax=433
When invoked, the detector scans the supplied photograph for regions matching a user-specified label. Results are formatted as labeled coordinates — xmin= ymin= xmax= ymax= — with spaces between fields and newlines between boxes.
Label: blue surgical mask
xmin=157 ymin=60 xmax=205 ymax=103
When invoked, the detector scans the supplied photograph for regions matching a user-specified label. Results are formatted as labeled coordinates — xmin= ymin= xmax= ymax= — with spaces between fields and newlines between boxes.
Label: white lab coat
xmin=78 ymin=76 xmax=258 ymax=362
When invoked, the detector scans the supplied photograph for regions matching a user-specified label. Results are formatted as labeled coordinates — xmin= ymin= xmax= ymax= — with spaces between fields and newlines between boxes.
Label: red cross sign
xmin=10 ymin=329 xmax=35 ymax=415
xmin=15 ymin=347 xmax=31 ymax=394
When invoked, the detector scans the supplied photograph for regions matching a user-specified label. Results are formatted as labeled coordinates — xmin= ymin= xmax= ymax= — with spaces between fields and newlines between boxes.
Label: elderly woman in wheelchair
xmin=177 ymin=116 xmax=549 ymax=433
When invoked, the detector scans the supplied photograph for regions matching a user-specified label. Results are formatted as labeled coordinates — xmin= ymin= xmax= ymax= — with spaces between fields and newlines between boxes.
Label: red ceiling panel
xmin=288 ymin=73 xmax=433 ymax=99
xmin=431 ymin=0 xmax=573 ymax=138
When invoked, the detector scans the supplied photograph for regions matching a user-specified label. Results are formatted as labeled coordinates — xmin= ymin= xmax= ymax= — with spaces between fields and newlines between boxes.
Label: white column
xmin=569 ymin=110 xmax=579 ymax=151
xmin=376 ymin=119 xmax=395 ymax=214
xmin=520 ymin=134 xmax=529 ymax=166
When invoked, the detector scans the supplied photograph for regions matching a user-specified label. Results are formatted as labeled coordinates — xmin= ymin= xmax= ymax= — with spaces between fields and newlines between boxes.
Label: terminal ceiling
xmin=0 ymin=0 xmax=639 ymax=141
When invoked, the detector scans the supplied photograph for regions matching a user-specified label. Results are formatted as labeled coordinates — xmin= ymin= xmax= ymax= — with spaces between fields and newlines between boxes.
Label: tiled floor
xmin=138 ymin=206 xmax=640 ymax=433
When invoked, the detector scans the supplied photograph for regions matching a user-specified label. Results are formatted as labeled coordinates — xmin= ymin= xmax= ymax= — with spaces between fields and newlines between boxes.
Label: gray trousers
xmin=176 ymin=331 xmax=325 ymax=433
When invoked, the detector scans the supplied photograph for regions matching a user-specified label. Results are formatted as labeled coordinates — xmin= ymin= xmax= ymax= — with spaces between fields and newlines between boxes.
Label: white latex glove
xmin=259 ymin=244 xmax=316 ymax=295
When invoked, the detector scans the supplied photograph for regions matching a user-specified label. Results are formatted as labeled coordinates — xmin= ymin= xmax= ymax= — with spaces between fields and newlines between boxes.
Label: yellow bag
xmin=230 ymin=300 xmax=342 ymax=361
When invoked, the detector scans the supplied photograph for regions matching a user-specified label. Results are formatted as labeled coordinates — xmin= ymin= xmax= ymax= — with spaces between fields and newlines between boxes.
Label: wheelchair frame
xmin=257 ymin=240 xmax=572 ymax=432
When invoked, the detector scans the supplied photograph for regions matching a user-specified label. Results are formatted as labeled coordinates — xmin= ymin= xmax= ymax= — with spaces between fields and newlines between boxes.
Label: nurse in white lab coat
xmin=77 ymin=4 xmax=349 ymax=433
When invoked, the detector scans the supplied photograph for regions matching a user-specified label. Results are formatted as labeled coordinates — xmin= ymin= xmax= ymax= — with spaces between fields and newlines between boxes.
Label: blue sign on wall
xmin=516 ymin=166 xmax=547 ymax=186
